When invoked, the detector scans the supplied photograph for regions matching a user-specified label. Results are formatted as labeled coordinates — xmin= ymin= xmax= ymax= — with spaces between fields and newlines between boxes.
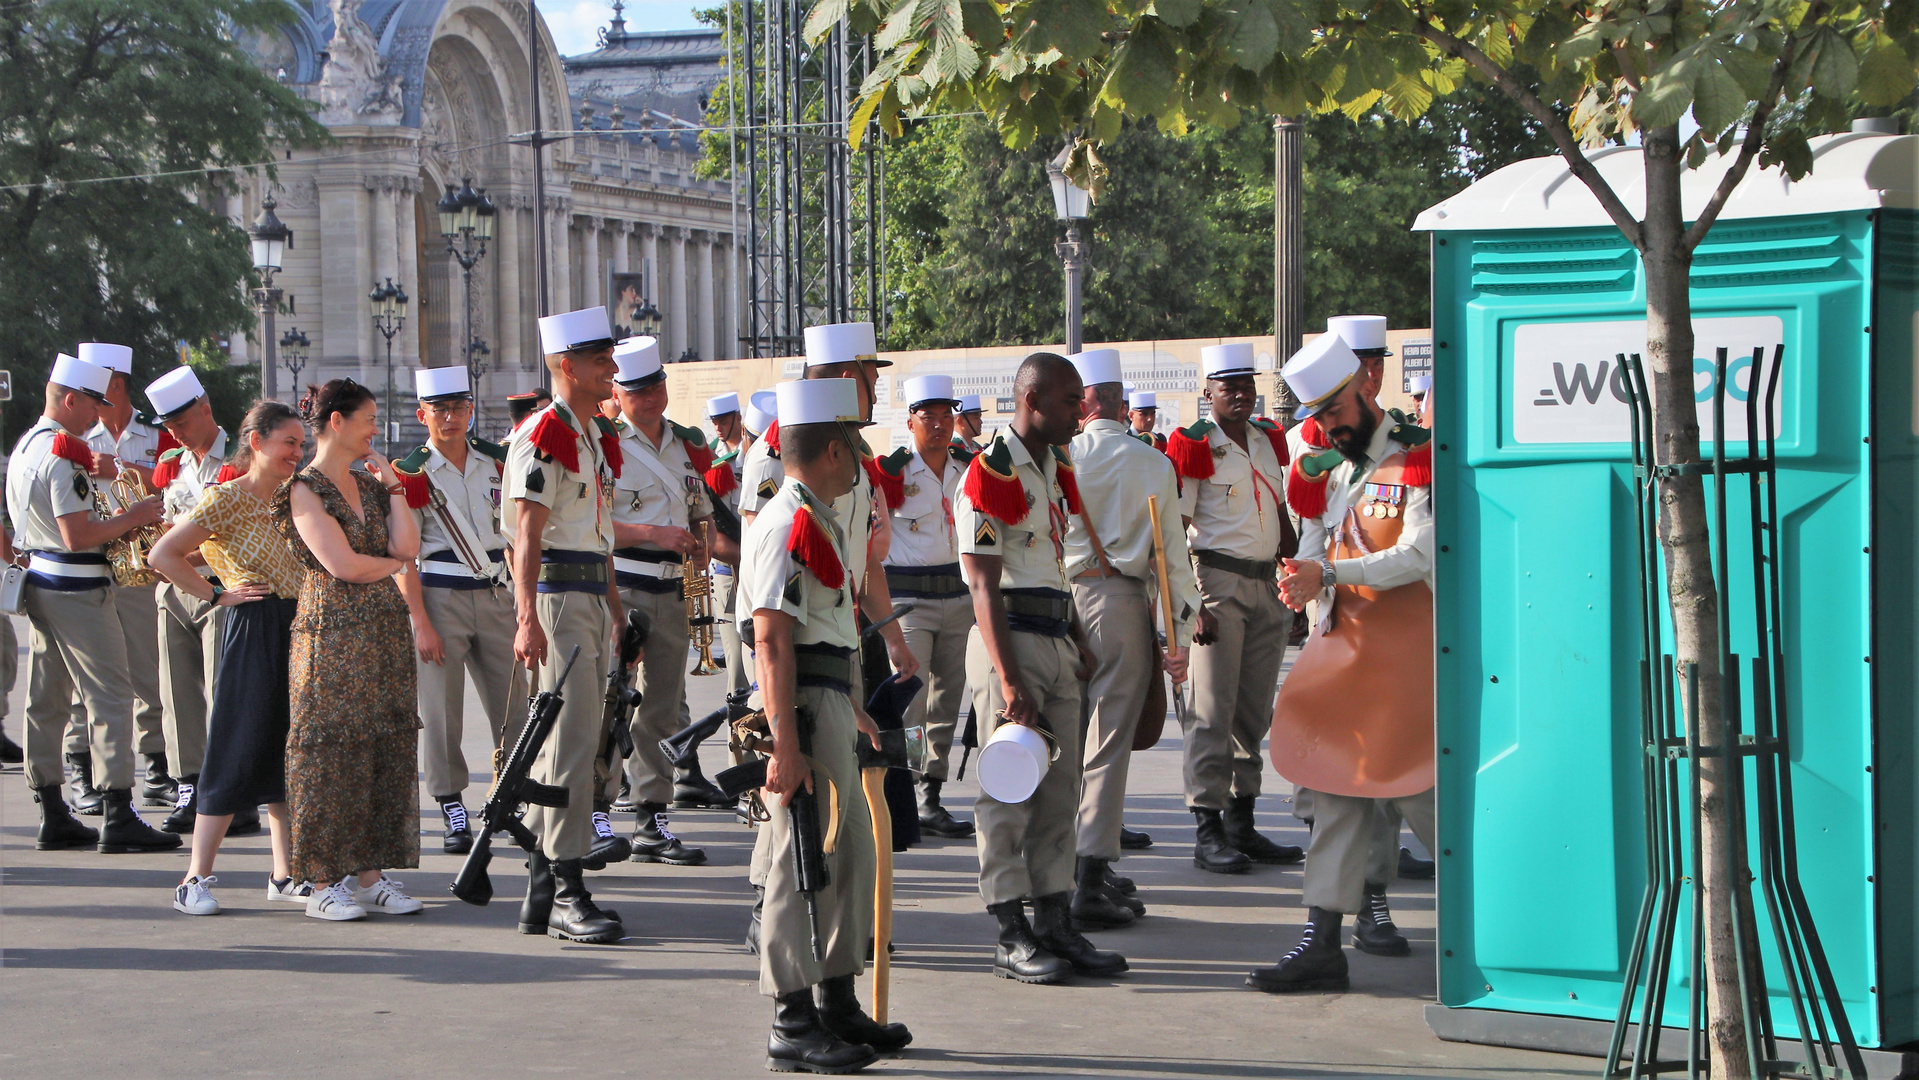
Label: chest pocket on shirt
xmin=1004 ymin=526 xmax=1039 ymax=550
xmin=1206 ymin=453 xmax=1252 ymax=499
xmin=897 ymin=485 xmax=944 ymax=533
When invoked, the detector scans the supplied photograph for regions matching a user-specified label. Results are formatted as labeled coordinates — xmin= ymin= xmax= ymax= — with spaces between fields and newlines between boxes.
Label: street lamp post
xmin=279 ymin=326 xmax=310 ymax=388
xmin=635 ymin=299 xmax=662 ymax=342
xmin=438 ymin=178 xmax=496 ymax=394
xmin=250 ymin=193 xmax=292 ymax=402
xmin=1047 ymin=151 xmax=1090 ymax=355
xmin=369 ymin=278 xmax=408 ymax=451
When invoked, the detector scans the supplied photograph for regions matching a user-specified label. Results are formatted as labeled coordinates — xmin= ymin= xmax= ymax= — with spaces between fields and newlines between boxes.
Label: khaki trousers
xmin=899 ymin=593 xmax=972 ymax=781
xmin=715 ymin=570 xmax=751 ymax=697
xmin=1294 ymin=787 xmax=1402 ymax=883
xmin=618 ymin=584 xmax=690 ymax=805
xmin=157 ymin=580 xmax=223 ymax=777
xmin=1300 ymin=787 xmax=1436 ymax=913
xmin=1071 ymin=577 xmax=1155 ymax=860
xmin=0 ymin=617 xmax=16 ymax=720
xmin=967 ymin=627 xmax=1082 ymax=905
xmin=416 ymin=584 xmax=517 ymax=799
xmin=753 ymin=683 xmax=874 ymax=995
xmin=66 ymin=583 xmax=164 ymax=757
xmin=1183 ymin=562 xmax=1288 ymax=809
xmin=22 ymin=585 xmax=135 ymax=790
xmin=527 ymin=590 xmax=611 ymax=861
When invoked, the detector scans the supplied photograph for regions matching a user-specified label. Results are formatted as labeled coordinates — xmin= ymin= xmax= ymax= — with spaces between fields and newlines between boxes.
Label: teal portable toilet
xmin=1412 ymin=124 xmax=1919 ymax=1062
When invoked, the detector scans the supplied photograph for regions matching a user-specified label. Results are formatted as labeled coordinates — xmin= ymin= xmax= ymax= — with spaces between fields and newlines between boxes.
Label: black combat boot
xmin=160 ymin=773 xmax=198 ymax=833
xmin=438 ymin=796 xmax=474 ymax=855
xmin=33 ymin=784 xmax=98 ymax=850
xmin=629 ymin=802 xmax=706 ymax=865
xmin=1103 ymin=867 xmax=1145 ymax=916
xmin=98 ymin=788 xmax=182 ymax=853
xmin=766 ymin=988 xmax=877 ymax=1074
xmin=580 ymin=801 xmax=632 ymax=870
xmin=746 ymin=885 xmax=765 ymax=954
xmin=672 ymin=757 xmax=733 ymax=809
xmin=1103 ymin=865 xmax=1137 ymax=894
xmin=519 ymin=852 xmax=556 ymax=934
xmin=816 ymin=973 xmax=912 ymax=1053
xmin=1247 ymin=906 xmax=1351 ymax=993
xmin=1223 ymin=795 xmax=1304 ymax=864
xmin=139 ymin=752 xmax=176 ymax=806
xmin=1032 ymin=892 xmax=1128 ymax=976
xmin=1191 ymin=808 xmax=1252 ymax=874
xmin=1118 ymin=824 xmax=1153 ymax=850
xmin=547 ymin=859 xmax=623 ymax=943
xmin=226 ymin=805 xmax=262 ymax=836
xmin=610 ymin=775 xmax=639 ymax=814
xmin=917 ymin=778 xmax=974 ymax=839
xmin=1070 ymin=856 xmax=1136 ymax=929
xmin=1399 ymin=846 xmax=1436 ymax=880
xmin=65 ymin=751 xmax=103 ymax=815
xmin=988 ymin=900 xmax=1073 ymax=984
xmin=0 ymin=727 xmax=22 ymax=765
xmin=1352 ymin=882 xmax=1411 ymax=956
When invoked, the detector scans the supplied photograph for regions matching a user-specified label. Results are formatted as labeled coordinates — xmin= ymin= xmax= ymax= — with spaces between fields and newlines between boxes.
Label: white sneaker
xmin=355 ymin=875 xmax=423 ymax=915
xmin=305 ymin=879 xmax=367 ymax=921
xmin=173 ymin=875 xmax=219 ymax=916
xmin=266 ymin=877 xmax=314 ymax=903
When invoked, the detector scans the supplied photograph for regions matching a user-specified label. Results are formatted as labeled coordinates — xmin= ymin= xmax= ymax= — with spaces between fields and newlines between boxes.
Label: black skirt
xmin=198 ymin=596 xmax=298 ymax=816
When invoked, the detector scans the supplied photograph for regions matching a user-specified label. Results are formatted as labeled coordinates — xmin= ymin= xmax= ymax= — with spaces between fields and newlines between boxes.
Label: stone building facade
xmin=234 ymin=0 xmax=737 ymax=438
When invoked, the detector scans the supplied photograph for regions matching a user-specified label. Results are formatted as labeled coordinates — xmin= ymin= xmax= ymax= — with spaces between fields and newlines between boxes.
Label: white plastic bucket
xmin=977 ymin=722 xmax=1053 ymax=804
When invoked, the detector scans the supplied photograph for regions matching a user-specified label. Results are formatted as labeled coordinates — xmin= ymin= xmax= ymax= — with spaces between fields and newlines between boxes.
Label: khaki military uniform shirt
xmin=1177 ymin=422 xmax=1287 ymax=561
xmin=741 ymin=480 xmax=858 ymax=651
xmin=6 ymin=419 xmax=100 ymax=555
xmin=414 ymin=440 xmax=508 ymax=561
xmin=160 ymin=431 xmax=229 ymax=526
xmin=1065 ymin=418 xmax=1200 ymax=646
xmin=504 ymin=403 xmax=614 ymax=555
xmin=883 ymin=448 xmax=962 ymax=570
xmin=612 ymin=418 xmax=713 ymax=542
xmin=953 ymin=433 xmax=1072 ymax=594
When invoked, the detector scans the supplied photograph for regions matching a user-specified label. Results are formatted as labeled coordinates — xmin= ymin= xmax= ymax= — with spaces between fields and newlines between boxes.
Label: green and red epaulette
xmin=962 ymin=435 xmax=1029 ymax=525
xmin=214 ymin=463 xmax=242 ymax=485
xmin=529 ymin=405 xmax=592 ymax=475
xmin=51 ymin=430 xmax=94 ymax=470
xmin=763 ymin=421 xmax=780 ymax=458
xmin=150 ymin=445 xmax=187 ymax=488
xmin=670 ymin=420 xmax=715 ymax=475
xmin=879 ymin=446 xmax=913 ymax=476
xmin=594 ymin=415 xmax=623 ymax=479
xmin=393 ymin=446 xmax=433 ymax=509
xmin=1387 ymin=412 xmax=1432 ymax=486
xmin=1250 ymin=417 xmax=1289 ymax=466
xmin=949 ymin=443 xmax=977 ymax=466
xmin=470 ymin=435 xmax=508 ymax=464
xmin=1050 ymin=444 xmax=1083 ymax=515
xmin=1166 ymin=419 xmax=1217 ymax=481
xmin=1285 ymin=417 xmax=1334 ymax=519
xmin=704 ymin=446 xmax=739 ymax=497
xmin=155 ymin=428 xmax=180 ymax=456
xmin=862 ymin=442 xmax=904 ymax=509
xmin=787 ymin=494 xmax=844 ymax=589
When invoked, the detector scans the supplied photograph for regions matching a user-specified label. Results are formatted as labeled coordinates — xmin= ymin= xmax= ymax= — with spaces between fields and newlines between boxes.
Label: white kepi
xmin=538 ymin=305 xmax=615 ymax=356
xmin=802 ymin=321 xmax=889 ymax=368
xmin=1327 ymin=314 xmax=1392 ymax=355
xmin=744 ymin=390 xmax=778 ymax=436
xmin=1129 ymin=390 xmax=1157 ymax=410
xmin=414 ymin=365 xmax=472 ymax=402
xmin=1281 ymin=332 xmax=1362 ymax=421
xmin=902 ymin=374 xmax=960 ymax=409
xmin=1201 ymin=341 xmax=1257 ymax=380
xmin=52 ymin=353 xmax=113 ymax=405
xmin=706 ymin=392 xmax=741 ymax=418
xmin=957 ymin=394 xmax=982 ymax=414
xmin=146 ymin=366 xmax=206 ymax=420
xmin=77 ymin=342 xmax=133 ymax=374
xmin=978 ymin=722 xmax=1058 ymax=804
xmin=613 ymin=336 xmax=665 ymax=389
xmin=775 ymin=378 xmax=863 ymax=427
xmin=1067 ymin=348 xmax=1122 ymax=388
xmin=1409 ymin=374 xmax=1433 ymax=395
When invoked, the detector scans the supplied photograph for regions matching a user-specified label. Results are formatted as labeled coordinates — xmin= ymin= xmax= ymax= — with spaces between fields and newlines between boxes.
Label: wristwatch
xmin=1318 ymin=558 xmax=1337 ymax=589
xmin=209 ymin=583 xmax=226 ymax=604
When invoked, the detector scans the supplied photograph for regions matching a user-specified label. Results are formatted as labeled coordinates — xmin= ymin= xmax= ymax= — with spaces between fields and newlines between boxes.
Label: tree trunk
xmin=1639 ymin=124 xmax=1760 ymax=1080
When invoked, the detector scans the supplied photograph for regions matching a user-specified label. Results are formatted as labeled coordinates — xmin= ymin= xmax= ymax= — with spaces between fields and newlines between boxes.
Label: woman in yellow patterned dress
xmin=149 ymin=401 xmax=308 ymax=916
xmin=274 ymin=379 xmax=423 ymax=922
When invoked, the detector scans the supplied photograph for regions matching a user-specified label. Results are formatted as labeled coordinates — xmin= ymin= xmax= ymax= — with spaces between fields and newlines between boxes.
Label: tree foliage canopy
xmin=0 ymin=0 xmax=328 ymax=434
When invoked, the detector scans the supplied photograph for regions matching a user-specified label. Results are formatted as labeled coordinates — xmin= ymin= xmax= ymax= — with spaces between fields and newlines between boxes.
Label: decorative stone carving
xmin=273 ymin=177 xmax=320 ymax=210
xmin=318 ymin=0 xmax=404 ymax=124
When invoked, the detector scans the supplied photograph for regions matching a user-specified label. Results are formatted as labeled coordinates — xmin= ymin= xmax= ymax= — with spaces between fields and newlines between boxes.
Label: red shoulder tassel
xmin=866 ymin=455 xmax=904 ymax=510
xmin=1262 ymin=424 xmax=1289 ymax=467
xmin=155 ymin=429 xmax=180 ymax=455
xmin=685 ymin=439 xmax=715 ymax=476
xmin=51 ymin=431 xmax=95 ymax=469
xmin=787 ymin=503 xmax=844 ymax=589
xmin=763 ymin=421 xmax=780 ymax=456
xmin=1298 ymin=417 xmax=1328 ymax=449
xmin=528 ymin=411 xmax=581 ymax=474
xmin=1400 ymin=443 xmax=1432 ymax=487
xmin=397 ymin=470 xmax=430 ymax=509
xmin=1054 ymin=461 xmax=1083 ymax=516
xmin=704 ymin=461 xmax=737 ymax=497
xmin=1287 ymin=461 xmax=1329 ymax=520
xmin=151 ymin=456 xmax=180 ymax=490
xmin=1166 ymin=428 xmax=1215 ymax=481
xmin=599 ymin=430 xmax=623 ymax=480
xmin=214 ymin=463 xmax=242 ymax=485
xmin=1153 ymin=432 xmax=1168 ymax=454
xmin=963 ymin=455 xmax=1031 ymax=526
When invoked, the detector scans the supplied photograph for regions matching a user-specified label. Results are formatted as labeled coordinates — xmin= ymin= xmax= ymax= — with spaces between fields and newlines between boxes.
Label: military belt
xmin=885 ymin=562 xmax=966 ymax=599
xmin=1195 ymin=549 xmax=1277 ymax=582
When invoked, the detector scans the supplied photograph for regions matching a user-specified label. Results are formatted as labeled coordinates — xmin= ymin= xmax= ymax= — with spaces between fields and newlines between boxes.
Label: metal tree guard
xmin=1606 ymin=346 xmax=1865 ymax=1080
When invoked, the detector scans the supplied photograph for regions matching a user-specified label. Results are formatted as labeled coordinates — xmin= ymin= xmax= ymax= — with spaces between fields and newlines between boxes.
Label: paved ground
xmin=0 ymin=618 xmax=1591 ymax=1079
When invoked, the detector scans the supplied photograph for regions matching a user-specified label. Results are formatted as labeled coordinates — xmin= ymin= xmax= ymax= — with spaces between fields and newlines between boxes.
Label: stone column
xmin=396 ymin=176 xmax=419 ymax=368
xmin=316 ymin=168 xmax=372 ymax=376
xmin=696 ymin=230 xmax=716 ymax=363
xmin=367 ymin=177 xmax=399 ymax=388
xmin=496 ymin=196 xmax=525 ymax=372
xmin=547 ymin=198 xmax=572 ymax=313
xmin=581 ymin=216 xmax=602 ymax=309
xmin=668 ymin=226 xmax=689 ymax=360
xmin=639 ymin=223 xmax=660 ymax=313
xmin=611 ymin=219 xmax=631 ymax=273
xmin=227 ymin=191 xmax=250 ymax=363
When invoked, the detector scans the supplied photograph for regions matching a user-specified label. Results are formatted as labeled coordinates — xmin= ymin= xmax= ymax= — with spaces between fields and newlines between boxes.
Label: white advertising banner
xmin=1510 ymin=316 xmax=1785 ymax=444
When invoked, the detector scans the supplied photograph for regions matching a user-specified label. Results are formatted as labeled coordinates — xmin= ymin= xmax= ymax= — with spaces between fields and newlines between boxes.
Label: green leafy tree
xmin=823 ymin=0 xmax=1919 ymax=1073
xmin=0 ymin=0 xmax=328 ymax=439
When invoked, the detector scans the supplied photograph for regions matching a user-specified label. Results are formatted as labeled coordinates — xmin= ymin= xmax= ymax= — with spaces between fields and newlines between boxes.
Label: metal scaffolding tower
xmin=736 ymin=2 xmax=884 ymax=358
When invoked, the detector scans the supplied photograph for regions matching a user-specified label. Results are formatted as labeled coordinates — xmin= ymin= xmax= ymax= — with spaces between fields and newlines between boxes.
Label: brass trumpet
xmin=100 ymin=465 xmax=163 ymax=587
xmin=685 ymin=519 xmax=721 ymax=675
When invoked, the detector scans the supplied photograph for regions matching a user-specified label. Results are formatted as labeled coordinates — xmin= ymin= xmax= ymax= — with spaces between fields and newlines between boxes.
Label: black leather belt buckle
xmin=540 ymin=562 xmax=608 ymax=585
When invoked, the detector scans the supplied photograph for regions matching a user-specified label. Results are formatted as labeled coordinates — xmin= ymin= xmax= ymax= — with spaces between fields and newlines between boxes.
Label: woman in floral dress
xmin=274 ymin=378 xmax=424 ymax=921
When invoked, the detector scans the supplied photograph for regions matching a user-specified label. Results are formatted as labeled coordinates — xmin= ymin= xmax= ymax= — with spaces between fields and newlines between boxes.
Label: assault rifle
xmin=600 ymin=609 xmax=649 ymax=770
xmin=451 ymin=646 xmax=581 ymax=906
xmin=660 ymin=687 xmax=754 ymax=768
